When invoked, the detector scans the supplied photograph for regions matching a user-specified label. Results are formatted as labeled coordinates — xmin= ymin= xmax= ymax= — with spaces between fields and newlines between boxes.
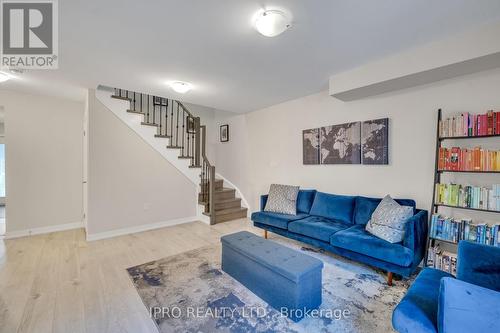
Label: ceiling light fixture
xmin=170 ymin=81 xmax=192 ymax=94
xmin=254 ymin=10 xmax=291 ymax=37
xmin=0 ymin=72 xmax=12 ymax=83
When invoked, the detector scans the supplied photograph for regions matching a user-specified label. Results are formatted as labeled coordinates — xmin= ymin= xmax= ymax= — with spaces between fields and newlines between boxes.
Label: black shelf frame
xmin=425 ymin=109 xmax=500 ymax=267
xmin=438 ymin=170 xmax=500 ymax=174
xmin=434 ymin=204 xmax=500 ymax=214
xmin=439 ymin=134 xmax=500 ymax=141
xmin=429 ymin=237 xmax=458 ymax=245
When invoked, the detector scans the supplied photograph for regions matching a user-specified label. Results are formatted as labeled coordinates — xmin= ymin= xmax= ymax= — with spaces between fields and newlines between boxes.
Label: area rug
xmin=127 ymin=235 xmax=412 ymax=333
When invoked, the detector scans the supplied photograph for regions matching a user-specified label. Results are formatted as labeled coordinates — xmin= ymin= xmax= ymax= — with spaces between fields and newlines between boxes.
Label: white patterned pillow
xmin=365 ymin=195 xmax=413 ymax=243
xmin=264 ymin=184 xmax=300 ymax=215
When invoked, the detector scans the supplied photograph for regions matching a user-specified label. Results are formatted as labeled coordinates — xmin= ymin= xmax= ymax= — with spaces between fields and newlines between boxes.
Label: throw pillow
xmin=264 ymin=184 xmax=300 ymax=215
xmin=365 ymin=195 xmax=413 ymax=243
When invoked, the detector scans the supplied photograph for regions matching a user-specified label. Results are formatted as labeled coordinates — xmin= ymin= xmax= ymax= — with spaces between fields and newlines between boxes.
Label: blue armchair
xmin=392 ymin=241 xmax=500 ymax=333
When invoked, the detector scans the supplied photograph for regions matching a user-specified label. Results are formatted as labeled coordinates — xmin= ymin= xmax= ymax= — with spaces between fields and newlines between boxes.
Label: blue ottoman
xmin=438 ymin=278 xmax=500 ymax=333
xmin=221 ymin=231 xmax=323 ymax=322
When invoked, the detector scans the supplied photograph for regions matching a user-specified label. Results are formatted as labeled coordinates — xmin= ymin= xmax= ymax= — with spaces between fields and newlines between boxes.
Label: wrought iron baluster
xmin=147 ymin=95 xmax=150 ymax=123
xmin=152 ymin=97 xmax=156 ymax=125
xmin=186 ymin=116 xmax=191 ymax=158
xmin=175 ymin=104 xmax=180 ymax=147
xmin=192 ymin=128 xmax=195 ymax=159
xmin=182 ymin=111 xmax=186 ymax=156
xmin=165 ymin=99 xmax=169 ymax=136
xmin=170 ymin=101 xmax=174 ymax=142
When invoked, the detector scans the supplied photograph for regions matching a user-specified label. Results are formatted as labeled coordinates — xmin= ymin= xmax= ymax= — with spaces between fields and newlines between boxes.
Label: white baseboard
xmin=85 ymin=216 xmax=198 ymax=241
xmin=4 ymin=221 xmax=84 ymax=239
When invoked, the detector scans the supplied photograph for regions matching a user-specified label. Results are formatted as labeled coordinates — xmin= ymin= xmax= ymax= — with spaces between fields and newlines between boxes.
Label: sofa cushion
xmin=251 ymin=211 xmax=308 ymax=230
xmin=297 ymin=190 xmax=317 ymax=214
xmin=330 ymin=225 xmax=413 ymax=267
xmin=392 ymin=268 xmax=454 ymax=333
xmin=264 ymin=184 xmax=300 ymax=215
xmin=288 ymin=216 xmax=351 ymax=242
xmin=353 ymin=196 xmax=416 ymax=225
xmin=365 ymin=195 xmax=414 ymax=243
xmin=309 ymin=192 xmax=355 ymax=224
xmin=438 ymin=277 xmax=500 ymax=333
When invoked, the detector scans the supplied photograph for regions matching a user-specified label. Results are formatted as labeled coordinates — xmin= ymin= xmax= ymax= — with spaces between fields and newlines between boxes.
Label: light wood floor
xmin=0 ymin=218 xmax=261 ymax=333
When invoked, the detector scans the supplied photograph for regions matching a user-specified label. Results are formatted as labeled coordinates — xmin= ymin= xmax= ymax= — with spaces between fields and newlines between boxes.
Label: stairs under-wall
xmin=109 ymin=89 xmax=247 ymax=224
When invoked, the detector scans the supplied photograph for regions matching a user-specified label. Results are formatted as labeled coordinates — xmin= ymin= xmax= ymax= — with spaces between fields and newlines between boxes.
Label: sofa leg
xmin=264 ymin=230 xmax=268 ymax=239
xmin=387 ymin=272 xmax=393 ymax=286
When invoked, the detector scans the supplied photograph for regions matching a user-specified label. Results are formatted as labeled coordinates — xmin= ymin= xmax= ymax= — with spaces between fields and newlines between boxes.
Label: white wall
xmin=0 ymin=90 xmax=84 ymax=235
xmin=215 ymin=68 xmax=500 ymax=221
xmin=214 ymin=110 xmax=250 ymax=201
xmin=87 ymin=90 xmax=197 ymax=237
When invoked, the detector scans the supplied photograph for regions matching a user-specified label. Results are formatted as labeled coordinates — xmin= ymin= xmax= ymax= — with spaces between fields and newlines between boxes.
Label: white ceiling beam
xmin=329 ymin=21 xmax=500 ymax=101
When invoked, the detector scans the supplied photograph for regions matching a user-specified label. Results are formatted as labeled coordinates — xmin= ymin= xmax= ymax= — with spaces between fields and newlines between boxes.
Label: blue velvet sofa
xmin=251 ymin=190 xmax=428 ymax=284
xmin=392 ymin=241 xmax=500 ymax=333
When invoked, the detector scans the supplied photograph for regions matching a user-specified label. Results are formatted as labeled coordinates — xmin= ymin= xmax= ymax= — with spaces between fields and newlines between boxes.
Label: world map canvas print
xmin=320 ymin=122 xmax=361 ymax=164
xmin=361 ymin=118 xmax=389 ymax=165
xmin=302 ymin=128 xmax=320 ymax=164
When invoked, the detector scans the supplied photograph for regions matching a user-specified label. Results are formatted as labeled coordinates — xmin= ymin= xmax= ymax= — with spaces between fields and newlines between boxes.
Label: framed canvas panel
xmin=187 ymin=116 xmax=196 ymax=134
xmin=361 ymin=118 xmax=389 ymax=165
xmin=319 ymin=122 xmax=361 ymax=164
xmin=302 ymin=128 xmax=320 ymax=165
xmin=220 ymin=124 xmax=229 ymax=142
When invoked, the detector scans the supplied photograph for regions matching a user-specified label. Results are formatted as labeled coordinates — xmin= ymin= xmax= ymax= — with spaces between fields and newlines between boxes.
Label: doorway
xmin=0 ymin=106 xmax=5 ymax=236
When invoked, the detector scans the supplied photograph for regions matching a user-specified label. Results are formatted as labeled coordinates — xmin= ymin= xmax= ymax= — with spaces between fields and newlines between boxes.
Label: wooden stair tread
xmin=214 ymin=187 xmax=234 ymax=193
xmin=126 ymin=110 xmax=145 ymax=115
xmin=203 ymin=207 xmax=247 ymax=217
xmin=178 ymin=156 xmax=193 ymax=159
xmin=199 ymin=179 xmax=223 ymax=186
xmin=111 ymin=95 xmax=132 ymax=101
xmin=214 ymin=197 xmax=241 ymax=204
xmin=198 ymin=197 xmax=241 ymax=205
xmin=141 ymin=122 xmax=159 ymax=127
xmin=216 ymin=207 xmax=248 ymax=214
xmin=154 ymin=134 xmax=171 ymax=138
xmin=200 ymin=178 xmax=223 ymax=183
xmin=167 ymin=145 xmax=183 ymax=149
xmin=200 ymin=187 xmax=234 ymax=193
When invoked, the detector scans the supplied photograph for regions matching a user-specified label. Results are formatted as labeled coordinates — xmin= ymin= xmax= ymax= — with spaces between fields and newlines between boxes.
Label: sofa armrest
xmin=260 ymin=195 xmax=269 ymax=211
xmin=403 ymin=210 xmax=428 ymax=266
xmin=438 ymin=277 xmax=500 ymax=333
xmin=456 ymin=241 xmax=500 ymax=292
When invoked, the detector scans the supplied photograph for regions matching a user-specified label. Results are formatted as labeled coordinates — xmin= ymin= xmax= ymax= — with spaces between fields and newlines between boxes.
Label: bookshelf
xmin=426 ymin=109 xmax=500 ymax=274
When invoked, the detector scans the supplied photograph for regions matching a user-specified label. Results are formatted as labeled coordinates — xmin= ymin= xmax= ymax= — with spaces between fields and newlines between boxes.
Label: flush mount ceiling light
xmin=0 ymin=71 xmax=12 ymax=83
xmin=170 ymin=81 xmax=192 ymax=94
xmin=254 ymin=10 xmax=291 ymax=37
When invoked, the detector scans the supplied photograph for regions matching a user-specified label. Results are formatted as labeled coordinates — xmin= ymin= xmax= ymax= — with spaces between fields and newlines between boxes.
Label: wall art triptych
xmin=302 ymin=118 xmax=389 ymax=165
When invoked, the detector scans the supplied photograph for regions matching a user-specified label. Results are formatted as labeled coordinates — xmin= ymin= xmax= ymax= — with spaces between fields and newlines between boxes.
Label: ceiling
xmin=2 ymin=0 xmax=500 ymax=113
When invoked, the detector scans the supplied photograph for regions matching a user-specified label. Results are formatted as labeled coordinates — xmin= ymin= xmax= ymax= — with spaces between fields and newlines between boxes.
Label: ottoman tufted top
xmin=221 ymin=231 xmax=323 ymax=283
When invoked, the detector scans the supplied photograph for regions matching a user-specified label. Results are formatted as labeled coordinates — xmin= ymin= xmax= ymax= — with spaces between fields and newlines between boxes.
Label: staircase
xmin=110 ymin=88 xmax=247 ymax=224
